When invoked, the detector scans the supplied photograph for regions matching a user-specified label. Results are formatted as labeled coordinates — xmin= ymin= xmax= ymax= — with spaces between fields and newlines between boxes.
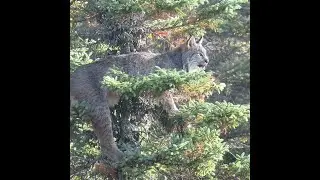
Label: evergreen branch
xmin=70 ymin=0 xmax=76 ymax=6
xmin=70 ymin=157 xmax=101 ymax=177
xmin=151 ymin=18 xmax=210 ymax=32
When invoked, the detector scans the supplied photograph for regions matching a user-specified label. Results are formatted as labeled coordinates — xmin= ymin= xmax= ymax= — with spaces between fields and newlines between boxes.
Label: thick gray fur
xmin=70 ymin=36 xmax=209 ymax=166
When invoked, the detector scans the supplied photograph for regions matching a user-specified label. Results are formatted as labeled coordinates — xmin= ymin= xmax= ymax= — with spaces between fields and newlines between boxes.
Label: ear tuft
xmin=187 ymin=36 xmax=197 ymax=48
xmin=198 ymin=36 xmax=203 ymax=44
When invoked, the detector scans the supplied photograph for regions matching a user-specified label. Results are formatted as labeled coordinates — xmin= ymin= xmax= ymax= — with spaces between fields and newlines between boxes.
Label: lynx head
xmin=181 ymin=36 xmax=209 ymax=72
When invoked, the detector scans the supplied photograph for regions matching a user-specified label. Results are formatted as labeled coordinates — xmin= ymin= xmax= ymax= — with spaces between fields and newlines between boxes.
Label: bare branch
xmin=223 ymin=129 xmax=250 ymax=140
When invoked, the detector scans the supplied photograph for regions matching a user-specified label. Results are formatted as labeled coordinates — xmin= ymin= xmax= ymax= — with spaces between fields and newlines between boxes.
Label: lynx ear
xmin=187 ymin=36 xmax=197 ymax=48
xmin=198 ymin=36 xmax=203 ymax=44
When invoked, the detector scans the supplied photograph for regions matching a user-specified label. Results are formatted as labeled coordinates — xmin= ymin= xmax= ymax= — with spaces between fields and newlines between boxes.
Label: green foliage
xmin=70 ymin=36 xmax=94 ymax=73
xmin=95 ymin=0 xmax=208 ymax=15
xmin=70 ymin=34 xmax=120 ymax=72
xmin=70 ymin=103 xmax=101 ymax=179
xmin=216 ymin=153 xmax=250 ymax=180
xmin=71 ymin=72 xmax=250 ymax=179
xmin=144 ymin=0 xmax=248 ymax=34
xmin=70 ymin=0 xmax=89 ymax=30
xmin=121 ymin=127 xmax=228 ymax=179
xmin=71 ymin=65 xmax=250 ymax=179
xmin=102 ymin=67 xmax=224 ymax=99
xmin=96 ymin=0 xmax=144 ymax=14
xmin=179 ymin=101 xmax=249 ymax=133
xmin=70 ymin=47 xmax=93 ymax=73
xmin=114 ymin=100 xmax=249 ymax=179
xmin=98 ymin=67 xmax=249 ymax=179
xmin=72 ymin=0 xmax=249 ymax=54
xmin=70 ymin=0 xmax=250 ymax=179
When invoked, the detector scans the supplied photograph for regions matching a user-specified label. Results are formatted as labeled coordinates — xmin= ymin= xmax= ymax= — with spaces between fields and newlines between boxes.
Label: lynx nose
xmin=204 ymin=59 xmax=208 ymax=63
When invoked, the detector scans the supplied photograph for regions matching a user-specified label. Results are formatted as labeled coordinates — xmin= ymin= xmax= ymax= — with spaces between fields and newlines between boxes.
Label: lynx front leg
xmin=159 ymin=91 xmax=180 ymax=115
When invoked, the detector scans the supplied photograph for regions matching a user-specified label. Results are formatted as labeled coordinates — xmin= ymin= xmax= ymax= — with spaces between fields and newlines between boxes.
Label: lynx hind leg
xmin=86 ymin=94 xmax=124 ymax=164
xmin=159 ymin=91 xmax=180 ymax=115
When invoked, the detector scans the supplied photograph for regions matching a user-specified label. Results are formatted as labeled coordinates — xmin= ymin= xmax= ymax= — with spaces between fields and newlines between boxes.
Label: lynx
xmin=70 ymin=36 xmax=209 ymax=165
